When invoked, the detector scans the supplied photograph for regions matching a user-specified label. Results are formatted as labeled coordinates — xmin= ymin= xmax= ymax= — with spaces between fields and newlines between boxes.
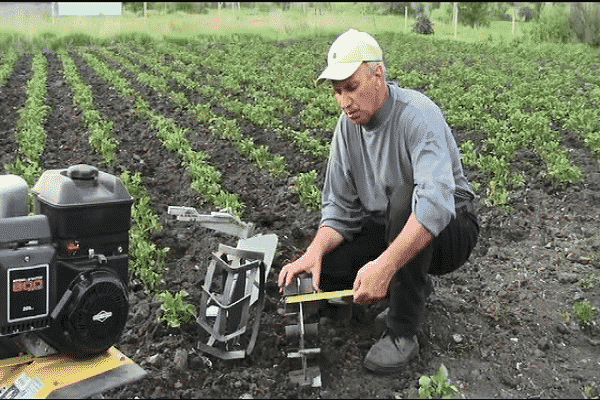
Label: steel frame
xmin=168 ymin=206 xmax=277 ymax=360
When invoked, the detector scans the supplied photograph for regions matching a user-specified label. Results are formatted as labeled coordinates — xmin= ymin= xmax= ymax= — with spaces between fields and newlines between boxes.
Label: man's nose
xmin=339 ymin=91 xmax=352 ymax=109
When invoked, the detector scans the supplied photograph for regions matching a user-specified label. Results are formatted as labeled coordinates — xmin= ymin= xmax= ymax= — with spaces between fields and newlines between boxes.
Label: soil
xmin=1 ymin=51 xmax=600 ymax=399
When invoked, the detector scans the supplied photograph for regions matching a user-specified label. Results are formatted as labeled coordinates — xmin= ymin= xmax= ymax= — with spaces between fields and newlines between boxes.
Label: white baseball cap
xmin=316 ymin=29 xmax=383 ymax=85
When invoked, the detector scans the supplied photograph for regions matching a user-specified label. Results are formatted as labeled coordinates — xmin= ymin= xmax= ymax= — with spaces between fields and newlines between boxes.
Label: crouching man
xmin=278 ymin=29 xmax=479 ymax=374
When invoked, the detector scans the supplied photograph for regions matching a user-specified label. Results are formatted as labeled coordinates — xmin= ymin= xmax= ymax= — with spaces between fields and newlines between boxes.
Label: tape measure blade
xmin=285 ymin=289 xmax=353 ymax=304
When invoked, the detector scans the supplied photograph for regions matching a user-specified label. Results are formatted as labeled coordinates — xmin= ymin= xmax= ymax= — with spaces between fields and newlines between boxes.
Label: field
xmin=1 ymin=11 xmax=600 ymax=399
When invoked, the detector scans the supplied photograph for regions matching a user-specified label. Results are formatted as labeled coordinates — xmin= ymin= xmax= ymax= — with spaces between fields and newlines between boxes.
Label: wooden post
xmin=453 ymin=2 xmax=458 ymax=39
xmin=143 ymin=2 xmax=147 ymax=18
xmin=512 ymin=9 xmax=515 ymax=34
xmin=51 ymin=2 xmax=56 ymax=24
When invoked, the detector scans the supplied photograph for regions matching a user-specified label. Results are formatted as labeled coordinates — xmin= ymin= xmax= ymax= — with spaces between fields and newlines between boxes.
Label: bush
xmin=413 ymin=13 xmax=434 ymax=35
xmin=570 ymin=2 xmax=600 ymax=47
xmin=62 ymin=32 xmax=96 ymax=47
xmin=113 ymin=32 xmax=154 ymax=46
xmin=524 ymin=3 xmax=572 ymax=44
xmin=492 ymin=2 xmax=512 ymax=21
xmin=431 ymin=2 xmax=453 ymax=24
xmin=519 ymin=6 xmax=536 ymax=22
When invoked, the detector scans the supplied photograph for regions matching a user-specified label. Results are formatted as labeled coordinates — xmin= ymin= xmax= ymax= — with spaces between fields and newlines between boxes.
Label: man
xmin=278 ymin=29 xmax=479 ymax=375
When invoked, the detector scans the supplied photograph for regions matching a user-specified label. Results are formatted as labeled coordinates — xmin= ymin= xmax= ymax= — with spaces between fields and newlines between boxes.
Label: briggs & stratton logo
xmin=93 ymin=310 xmax=113 ymax=323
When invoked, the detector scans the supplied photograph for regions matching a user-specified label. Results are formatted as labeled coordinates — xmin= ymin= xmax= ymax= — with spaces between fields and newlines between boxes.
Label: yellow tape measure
xmin=285 ymin=289 xmax=353 ymax=304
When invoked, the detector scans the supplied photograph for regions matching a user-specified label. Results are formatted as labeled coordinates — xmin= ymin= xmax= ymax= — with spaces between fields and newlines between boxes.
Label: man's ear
xmin=374 ymin=63 xmax=386 ymax=86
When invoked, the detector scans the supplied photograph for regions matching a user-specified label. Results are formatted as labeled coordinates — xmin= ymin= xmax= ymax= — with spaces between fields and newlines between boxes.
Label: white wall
xmin=57 ymin=2 xmax=122 ymax=16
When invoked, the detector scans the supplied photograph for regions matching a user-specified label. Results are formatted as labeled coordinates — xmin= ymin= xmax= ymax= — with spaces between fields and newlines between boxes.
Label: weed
xmin=573 ymin=300 xmax=595 ymax=326
xmin=159 ymin=290 xmax=197 ymax=328
xmin=578 ymin=273 xmax=600 ymax=291
xmin=559 ymin=310 xmax=571 ymax=325
xmin=446 ymin=338 xmax=476 ymax=357
xmin=418 ymin=363 xmax=459 ymax=399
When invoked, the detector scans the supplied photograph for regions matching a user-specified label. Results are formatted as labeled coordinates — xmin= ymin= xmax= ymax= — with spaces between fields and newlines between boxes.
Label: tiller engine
xmin=0 ymin=164 xmax=145 ymax=398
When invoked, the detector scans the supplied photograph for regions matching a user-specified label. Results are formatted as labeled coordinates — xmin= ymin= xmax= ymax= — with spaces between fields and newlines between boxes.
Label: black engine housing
xmin=39 ymin=269 xmax=129 ymax=356
xmin=0 ymin=164 xmax=133 ymax=357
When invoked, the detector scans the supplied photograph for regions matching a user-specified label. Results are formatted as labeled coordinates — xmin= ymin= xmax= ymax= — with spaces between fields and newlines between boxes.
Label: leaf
xmin=435 ymin=363 xmax=449 ymax=381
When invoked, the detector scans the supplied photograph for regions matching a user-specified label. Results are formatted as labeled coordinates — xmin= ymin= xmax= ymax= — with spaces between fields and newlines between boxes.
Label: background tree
xmin=570 ymin=2 xmax=600 ymax=47
xmin=457 ymin=2 xmax=492 ymax=28
xmin=382 ymin=2 xmax=411 ymax=16
xmin=524 ymin=2 xmax=572 ymax=44
xmin=518 ymin=5 xmax=536 ymax=22
xmin=491 ymin=2 xmax=511 ymax=21
xmin=123 ymin=2 xmax=144 ymax=14
xmin=431 ymin=2 xmax=453 ymax=24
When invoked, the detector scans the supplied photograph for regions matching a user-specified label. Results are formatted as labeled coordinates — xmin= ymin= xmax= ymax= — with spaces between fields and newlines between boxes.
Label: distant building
xmin=57 ymin=2 xmax=122 ymax=16
xmin=0 ymin=2 xmax=54 ymax=18
xmin=0 ymin=2 xmax=122 ymax=18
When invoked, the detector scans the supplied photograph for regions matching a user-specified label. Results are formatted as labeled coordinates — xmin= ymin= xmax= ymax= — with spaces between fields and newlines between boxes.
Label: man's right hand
xmin=278 ymin=251 xmax=322 ymax=292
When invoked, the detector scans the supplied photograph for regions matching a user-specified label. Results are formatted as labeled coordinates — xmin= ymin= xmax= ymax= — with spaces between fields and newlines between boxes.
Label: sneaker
xmin=363 ymin=333 xmax=419 ymax=375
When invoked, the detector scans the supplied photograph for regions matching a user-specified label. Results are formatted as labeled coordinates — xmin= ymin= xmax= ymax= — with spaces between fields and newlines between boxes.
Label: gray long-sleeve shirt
xmin=320 ymin=82 xmax=474 ymax=242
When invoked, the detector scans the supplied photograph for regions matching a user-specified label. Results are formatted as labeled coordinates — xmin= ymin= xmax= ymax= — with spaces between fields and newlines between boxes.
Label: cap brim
xmin=315 ymin=61 xmax=363 ymax=86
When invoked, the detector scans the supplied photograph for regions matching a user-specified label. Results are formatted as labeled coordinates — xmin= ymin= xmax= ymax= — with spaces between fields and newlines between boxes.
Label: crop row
xmin=6 ymin=52 xmax=47 ymax=188
xmin=76 ymin=49 xmax=245 ymax=215
xmin=63 ymin=50 xmax=200 ymax=327
xmin=95 ymin=46 xmax=288 ymax=178
xmin=58 ymin=50 xmax=117 ymax=164
xmin=1 ymin=52 xmax=197 ymax=328
xmin=116 ymin=41 xmax=331 ymax=160
xmin=373 ymin=34 xmax=599 ymax=206
xmin=0 ymin=51 xmax=19 ymax=87
xmin=89 ymin=44 xmax=323 ymax=210
xmin=120 ymin=169 xmax=196 ymax=328
xmin=147 ymin=38 xmax=339 ymax=132
xmin=114 ymin=34 xmax=599 ymax=207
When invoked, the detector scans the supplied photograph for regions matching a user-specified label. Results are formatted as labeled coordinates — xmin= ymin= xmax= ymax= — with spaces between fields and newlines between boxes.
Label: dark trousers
xmin=319 ymin=205 xmax=479 ymax=338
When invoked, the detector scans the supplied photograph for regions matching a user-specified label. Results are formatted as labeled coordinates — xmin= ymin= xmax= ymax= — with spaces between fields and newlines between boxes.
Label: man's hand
xmin=278 ymin=225 xmax=344 ymax=293
xmin=352 ymin=259 xmax=396 ymax=303
xmin=353 ymin=212 xmax=433 ymax=303
xmin=278 ymin=252 xmax=322 ymax=292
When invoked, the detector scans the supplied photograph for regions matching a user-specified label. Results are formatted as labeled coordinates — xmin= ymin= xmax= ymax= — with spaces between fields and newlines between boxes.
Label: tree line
xmin=122 ymin=2 xmax=600 ymax=47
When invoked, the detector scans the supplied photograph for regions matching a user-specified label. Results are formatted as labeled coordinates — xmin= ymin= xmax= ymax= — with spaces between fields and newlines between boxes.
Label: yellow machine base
xmin=0 ymin=346 xmax=146 ymax=399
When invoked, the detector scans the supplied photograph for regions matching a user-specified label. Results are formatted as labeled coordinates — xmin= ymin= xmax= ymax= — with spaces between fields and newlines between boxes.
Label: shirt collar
xmin=363 ymin=83 xmax=392 ymax=131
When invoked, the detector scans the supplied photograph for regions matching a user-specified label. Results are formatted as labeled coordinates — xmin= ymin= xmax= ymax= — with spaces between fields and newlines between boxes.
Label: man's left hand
xmin=352 ymin=259 xmax=396 ymax=303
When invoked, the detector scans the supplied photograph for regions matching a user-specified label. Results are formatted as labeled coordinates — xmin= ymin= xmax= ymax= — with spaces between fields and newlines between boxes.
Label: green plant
xmin=0 ymin=52 xmax=19 ymax=87
xmin=524 ymin=3 xmax=572 ymax=44
xmin=291 ymin=170 xmax=322 ymax=210
xmin=578 ymin=273 xmax=600 ymax=291
xmin=418 ymin=363 xmax=459 ymax=399
xmin=570 ymin=2 xmax=600 ymax=47
xmin=158 ymin=290 xmax=197 ymax=328
xmin=582 ymin=384 xmax=599 ymax=399
xmin=573 ymin=300 xmax=594 ymax=326
xmin=559 ymin=310 xmax=571 ymax=325
xmin=413 ymin=13 xmax=434 ymax=35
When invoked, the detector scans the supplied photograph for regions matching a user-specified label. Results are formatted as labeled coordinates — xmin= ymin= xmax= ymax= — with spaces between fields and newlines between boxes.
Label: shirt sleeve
xmin=405 ymin=104 xmax=456 ymax=238
xmin=320 ymin=117 xmax=366 ymax=242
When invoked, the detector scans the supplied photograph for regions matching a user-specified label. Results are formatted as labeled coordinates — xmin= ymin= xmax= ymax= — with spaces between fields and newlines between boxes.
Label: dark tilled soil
xmin=1 ymin=52 xmax=600 ymax=399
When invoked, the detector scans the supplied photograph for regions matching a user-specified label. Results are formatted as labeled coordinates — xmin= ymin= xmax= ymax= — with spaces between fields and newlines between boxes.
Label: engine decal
xmin=7 ymin=264 xmax=49 ymax=323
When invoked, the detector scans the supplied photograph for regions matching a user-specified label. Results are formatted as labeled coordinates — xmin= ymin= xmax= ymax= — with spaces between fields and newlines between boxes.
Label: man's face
xmin=332 ymin=63 xmax=383 ymax=125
